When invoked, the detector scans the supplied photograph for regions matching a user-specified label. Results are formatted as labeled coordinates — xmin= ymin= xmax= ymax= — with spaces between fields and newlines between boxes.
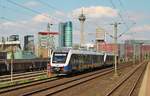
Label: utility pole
xmin=111 ymin=22 xmax=121 ymax=77
xmin=78 ymin=9 xmax=86 ymax=47
xmin=47 ymin=23 xmax=53 ymax=77
xmin=133 ymin=44 xmax=135 ymax=64
xmin=1 ymin=37 xmax=5 ymax=51
xmin=11 ymin=44 xmax=14 ymax=82
xmin=47 ymin=23 xmax=53 ymax=57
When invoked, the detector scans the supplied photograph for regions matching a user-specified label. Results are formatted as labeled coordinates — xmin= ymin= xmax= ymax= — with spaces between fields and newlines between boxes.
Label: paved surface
xmin=139 ymin=62 xmax=150 ymax=96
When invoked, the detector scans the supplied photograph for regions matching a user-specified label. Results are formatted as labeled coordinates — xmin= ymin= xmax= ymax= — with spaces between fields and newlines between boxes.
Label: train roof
xmin=53 ymin=49 xmax=114 ymax=55
xmin=70 ymin=50 xmax=104 ymax=55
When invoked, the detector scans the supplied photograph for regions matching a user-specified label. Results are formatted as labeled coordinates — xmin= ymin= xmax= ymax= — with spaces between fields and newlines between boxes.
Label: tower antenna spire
xmin=81 ymin=7 xmax=84 ymax=14
xmin=78 ymin=8 xmax=86 ymax=47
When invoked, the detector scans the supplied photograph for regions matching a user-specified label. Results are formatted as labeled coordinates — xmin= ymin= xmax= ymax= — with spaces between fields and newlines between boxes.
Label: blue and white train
xmin=50 ymin=49 xmax=114 ymax=74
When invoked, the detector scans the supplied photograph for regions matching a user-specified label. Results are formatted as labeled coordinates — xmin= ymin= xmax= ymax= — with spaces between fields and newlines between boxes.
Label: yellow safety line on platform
xmin=138 ymin=62 xmax=150 ymax=96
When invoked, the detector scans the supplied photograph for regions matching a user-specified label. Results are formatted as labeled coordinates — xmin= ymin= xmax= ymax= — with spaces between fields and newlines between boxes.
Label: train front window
xmin=52 ymin=52 xmax=68 ymax=63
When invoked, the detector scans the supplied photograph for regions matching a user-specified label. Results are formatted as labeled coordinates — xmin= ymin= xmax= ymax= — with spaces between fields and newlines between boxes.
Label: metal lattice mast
xmin=47 ymin=23 xmax=53 ymax=56
xmin=111 ymin=22 xmax=122 ymax=77
xmin=47 ymin=23 xmax=54 ymax=48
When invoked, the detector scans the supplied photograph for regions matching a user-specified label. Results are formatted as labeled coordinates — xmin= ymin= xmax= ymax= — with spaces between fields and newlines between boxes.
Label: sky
xmin=0 ymin=0 xmax=150 ymax=46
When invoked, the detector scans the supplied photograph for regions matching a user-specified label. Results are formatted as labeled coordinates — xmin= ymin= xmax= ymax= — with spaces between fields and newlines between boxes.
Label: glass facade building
xmin=59 ymin=23 xmax=65 ymax=47
xmin=59 ymin=21 xmax=73 ymax=48
xmin=24 ymin=35 xmax=34 ymax=52
xmin=64 ymin=21 xmax=72 ymax=47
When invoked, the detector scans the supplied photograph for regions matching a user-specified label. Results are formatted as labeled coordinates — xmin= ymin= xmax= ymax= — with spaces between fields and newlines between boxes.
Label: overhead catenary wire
xmin=38 ymin=0 xmax=70 ymax=20
xmin=0 ymin=16 xmax=39 ymax=33
xmin=109 ymin=0 xmax=129 ymax=28
xmin=118 ymin=0 xmax=136 ymax=24
xmin=118 ymin=22 xmax=136 ymax=38
xmin=0 ymin=5 xmax=35 ymax=19
xmin=116 ymin=0 xmax=136 ymax=38
xmin=38 ymin=0 xmax=61 ymax=12
xmin=110 ymin=0 xmax=134 ymax=28
xmin=0 ymin=17 xmax=25 ymax=25
xmin=6 ymin=0 xmax=62 ymax=23
xmin=109 ymin=0 xmax=136 ymax=39
xmin=118 ymin=0 xmax=126 ymax=11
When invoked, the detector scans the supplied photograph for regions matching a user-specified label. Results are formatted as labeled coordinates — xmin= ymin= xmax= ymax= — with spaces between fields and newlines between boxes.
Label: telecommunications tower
xmin=78 ymin=9 xmax=86 ymax=47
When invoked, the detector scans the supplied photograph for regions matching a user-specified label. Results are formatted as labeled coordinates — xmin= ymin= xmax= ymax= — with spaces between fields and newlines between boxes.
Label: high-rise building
xmin=59 ymin=22 xmax=65 ymax=47
xmin=24 ymin=35 xmax=34 ymax=52
xmin=64 ymin=21 xmax=72 ymax=47
xmin=59 ymin=21 xmax=73 ymax=48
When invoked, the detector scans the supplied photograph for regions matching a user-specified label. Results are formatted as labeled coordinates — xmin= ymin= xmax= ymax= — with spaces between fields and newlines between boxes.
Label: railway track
xmin=21 ymin=64 xmax=132 ymax=96
xmin=0 ymin=62 xmax=136 ymax=96
xmin=105 ymin=61 xmax=147 ymax=96
xmin=0 ymin=70 xmax=46 ymax=82
xmin=0 ymin=70 xmax=46 ymax=79
xmin=0 ymin=66 xmax=115 ymax=96
xmin=23 ymin=69 xmax=113 ymax=96
xmin=0 ymin=76 xmax=59 ymax=95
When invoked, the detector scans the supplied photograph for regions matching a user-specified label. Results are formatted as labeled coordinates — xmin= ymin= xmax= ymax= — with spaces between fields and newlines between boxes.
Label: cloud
xmin=24 ymin=1 xmax=41 ymax=8
xmin=69 ymin=6 xmax=118 ymax=44
xmin=128 ymin=11 xmax=150 ymax=22
xmin=71 ymin=6 xmax=117 ymax=19
xmin=2 ymin=21 xmax=17 ymax=26
xmin=54 ymin=11 xmax=66 ymax=17
xmin=32 ymin=13 xmax=51 ymax=23
xmin=120 ymin=34 xmax=133 ymax=40
xmin=32 ymin=13 xmax=64 ymax=24
xmin=130 ymin=25 xmax=150 ymax=32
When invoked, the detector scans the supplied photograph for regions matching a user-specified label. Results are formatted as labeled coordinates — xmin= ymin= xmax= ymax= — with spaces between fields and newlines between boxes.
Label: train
xmin=50 ymin=49 xmax=115 ymax=75
xmin=0 ymin=59 xmax=48 ymax=75
xmin=0 ymin=52 xmax=48 ymax=75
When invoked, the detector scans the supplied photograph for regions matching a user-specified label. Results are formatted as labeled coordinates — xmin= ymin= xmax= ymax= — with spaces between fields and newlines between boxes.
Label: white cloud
xmin=55 ymin=11 xmax=66 ymax=17
xmin=24 ymin=1 xmax=41 ymax=8
xmin=69 ymin=6 xmax=118 ymax=44
xmin=2 ymin=21 xmax=17 ymax=26
xmin=71 ymin=6 xmax=117 ymax=19
xmin=130 ymin=25 xmax=150 ymax=32
xmin=32 ymin=13 xmax=51 ymax=23
xmin=32 ymin=13 xmax=63 ymax=24
xmin=1 ymin=6 xmax=149 ymax=45
xmin=128 ymin=11 xmax=149 ymax=22
xmin=1 ymin=21 xmax=26 ymax=29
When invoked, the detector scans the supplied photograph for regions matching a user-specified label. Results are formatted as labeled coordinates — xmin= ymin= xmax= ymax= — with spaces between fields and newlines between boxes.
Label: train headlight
xmin=55 ymin=67 xmax=60 ymax=71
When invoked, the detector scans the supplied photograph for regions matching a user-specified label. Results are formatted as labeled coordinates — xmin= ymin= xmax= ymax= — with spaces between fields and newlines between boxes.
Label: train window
xmin=69 ymin=54 xmax=76 ymax=65
xmin=52 ymin=52 xmax=68 ymax=63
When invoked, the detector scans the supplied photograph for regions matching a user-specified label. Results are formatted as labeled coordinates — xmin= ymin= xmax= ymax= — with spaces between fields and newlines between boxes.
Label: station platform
xmin=139 ymin=62 xmax=150 ymax=96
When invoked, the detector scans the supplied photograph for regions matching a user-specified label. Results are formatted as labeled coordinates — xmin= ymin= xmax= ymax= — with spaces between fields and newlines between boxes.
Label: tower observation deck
xmin=78 ymin=9 xmax=86 ymax=47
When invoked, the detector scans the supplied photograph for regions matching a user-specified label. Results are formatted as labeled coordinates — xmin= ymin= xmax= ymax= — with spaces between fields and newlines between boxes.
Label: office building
xmin=24 ymin=35 xmax=34 ymax=52
xmin=59 ymin=21 xmax=73 ymax=48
